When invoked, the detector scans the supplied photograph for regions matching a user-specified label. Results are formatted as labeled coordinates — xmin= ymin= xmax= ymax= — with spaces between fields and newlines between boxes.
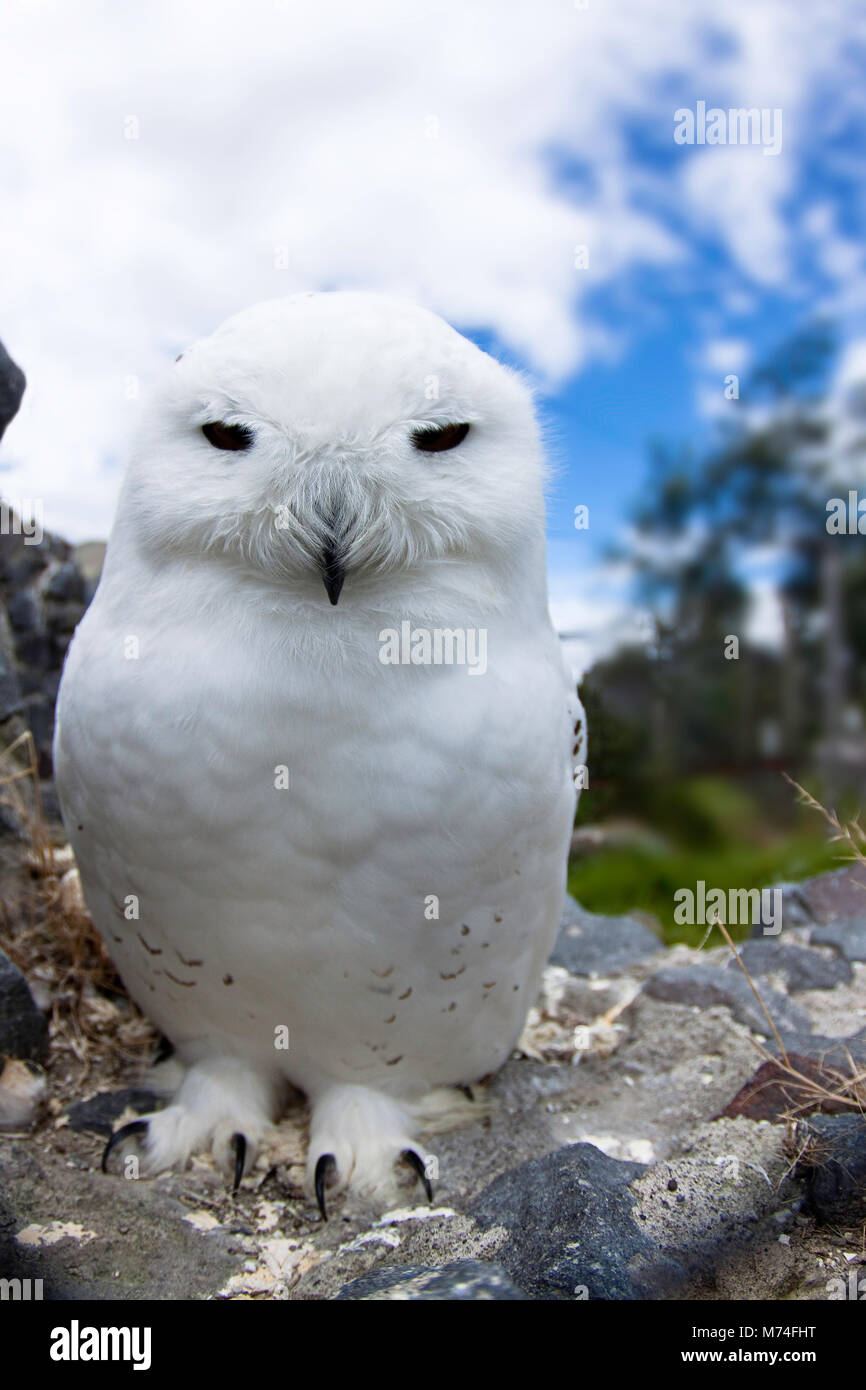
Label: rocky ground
xmin=1 ymin=841 xmax=865 ymax=1301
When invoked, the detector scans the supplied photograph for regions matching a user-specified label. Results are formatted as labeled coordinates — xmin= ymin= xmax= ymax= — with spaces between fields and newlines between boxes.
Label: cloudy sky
xmin=1 ymin=0 xmax=865 ymax=666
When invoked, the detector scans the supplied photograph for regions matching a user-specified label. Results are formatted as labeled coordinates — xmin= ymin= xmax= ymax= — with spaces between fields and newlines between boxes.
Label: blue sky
xmin=1 ymin=0 xmax=865 ymax=666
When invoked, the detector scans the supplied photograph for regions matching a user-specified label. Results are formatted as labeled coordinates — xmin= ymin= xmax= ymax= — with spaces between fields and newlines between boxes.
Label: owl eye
xmin=202 ymin=421 xmax=255 ymax=451
xmin=411 ymin=422 xmax=470 ymax=453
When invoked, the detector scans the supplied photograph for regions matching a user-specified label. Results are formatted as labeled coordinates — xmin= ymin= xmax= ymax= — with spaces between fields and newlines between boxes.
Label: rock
xmin=45 ymin=599 xmax=85 ymax=635
xmin=0 ymin=1059 xmax=46 ymax=1130
xmin=20 ymin=695 xmax=55 ymax=775
xmin=468 ymin=1142 xmax=682 ymax=1300
xmin=5 ymin=590 xmax=43 ymax=635
xmin=0 ymin=949 xmax=48 ymax=1062
xmin=642 ymin=964 xmax=810 ymax=1036
xmin=552 ymin=896 xmax=663 ymax=975
xmin=0 ymin=607 xmax=23 ymax=719
xmin=0 ymin=1139 xmax=242 ymax=1300
xmin=37 ymin=780 xmax=63 ymax=824
xmin=715 ymin=1054 xmax=853 ymax=1123
xmin=0 ymin=542 xmax=90 ymax=774
xmin=335 ymin=1259 xmax=525 ymax=1300
xmin=726 ymin=939 xmax=851 ymax=991
xmin=796 ymin=865 xmax=866 ymax=926
xmin=765 ymin=881 xmax=815 ymax=928
xmin=2 ymin=544 xmax=51 ymax=590
xmin=796 ymin=1113 xmax=866 ymax=1223
xmin=810 ymin=922 xmax=866 ymax=963
xmin=769 ymin=1028 xmax=866 ymax=1069
xmin=0 ymin=340 xmax=25 ymax=442
xmin=630 ymin=1118 xmax=803 ymax=1299
xmin=40 ymin=562 xmax=85 ymax=604
xmin=67 ymin=1088 xmax=163 ymax=1138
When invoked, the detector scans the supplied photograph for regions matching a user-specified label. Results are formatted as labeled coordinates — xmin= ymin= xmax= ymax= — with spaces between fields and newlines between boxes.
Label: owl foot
xmin=101 ymin=1056 xmax=274 ymax=1188
xmin=103 ymin=1117 xmax=250 ymax=1192
xmin=307 ymin=1083 xmax=436 ymax=1217
xmin=314 ymin=1145 xmax=432 ymax=1220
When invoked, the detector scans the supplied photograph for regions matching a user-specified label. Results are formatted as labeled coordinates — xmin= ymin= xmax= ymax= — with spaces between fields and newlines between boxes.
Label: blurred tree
xmin=585 ymin=320 xmax=866 ymax=821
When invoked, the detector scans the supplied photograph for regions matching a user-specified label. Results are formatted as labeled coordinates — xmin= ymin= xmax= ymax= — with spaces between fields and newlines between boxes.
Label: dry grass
xmin=783 ymin=772 xmax=866 ymax=878
xmin=0 ymin=731 xmax=154 ymax=1083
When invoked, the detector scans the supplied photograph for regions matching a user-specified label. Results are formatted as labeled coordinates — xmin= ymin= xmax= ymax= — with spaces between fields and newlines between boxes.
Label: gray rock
xmin=797 ymin=1114 xmax=866 ymax=1223
xmin=764 ymin=882 xmax=815 ymax=928
xmin=45 ymin=599 xmax=84 ymax=635
xmin=21 ymin=694 xmax=55 ymax=775
xmin=643 ymin=964 xmax=810 ymax=1036
xmin=468 ymin=1142 xmax=682 ymax=1300
xmin=3 ymin=546 xmax=51 ymax=589
xmin=6 ymin=590 xmax=43 ymax=635
xmin=810 ymin=922 xmax=866 ymax=962
xmin=0 ymin=949 xmax=48 ymax=1062
xmin=37 ymin=780 xmax=63 ymax=824
xmin=0 ymin=1141 xmax=242 ymax=1300
xmin=335 ymin=1259 xmax=525 ymax=1300
xmin=552 ymin=896 xmax=663 ymax=975
xmin=726 ymin=940 xmax=851 ymax=991
xmin=0 ymin=340 xmax=25 ymax=442
xmin=67 ymin=1088 xmax=163 ymax=1138
xmin=0 ymin=607 xmax=23 ymax=719
xmin=769 ymin=1028 xmax=866 ymax=1068
xmin=41 ymin=561 xmax=85 ymax=605
xmin=14 ymin=631 xmax=51 ymax=673
xmin=795 ymin=865 xmax=866 ymax=926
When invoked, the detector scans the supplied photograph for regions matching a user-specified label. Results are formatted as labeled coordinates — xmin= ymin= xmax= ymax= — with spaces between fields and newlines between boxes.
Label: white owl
xmin=54 ymin=292 xmax=582 ymax=1213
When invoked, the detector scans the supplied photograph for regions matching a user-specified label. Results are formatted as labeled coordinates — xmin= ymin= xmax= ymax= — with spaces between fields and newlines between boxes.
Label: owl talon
xmin=102 ymin=1119 xmax=149 ymax=1174
xmin=231 ymin=1132 xmax=247 ymax=1192
xmin=402 ymin=1147 xmax=433 ymax=1203
xmin=315 ymin=1152 xmax=337 ymax=1220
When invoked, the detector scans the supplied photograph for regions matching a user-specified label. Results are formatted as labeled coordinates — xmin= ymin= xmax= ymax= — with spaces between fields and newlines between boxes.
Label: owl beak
xmin=318 ymin=538 xmax=346 ymax=606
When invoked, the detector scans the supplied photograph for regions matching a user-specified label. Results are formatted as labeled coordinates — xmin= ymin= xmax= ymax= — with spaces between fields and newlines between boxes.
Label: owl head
xmin=117 ymin=292 xmax=547 ymax=609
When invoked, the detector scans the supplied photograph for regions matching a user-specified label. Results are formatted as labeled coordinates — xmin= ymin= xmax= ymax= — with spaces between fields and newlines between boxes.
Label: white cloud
xmin=0 ymin=0 xmax=861 ymax=537
xmin=702 ymin=338 xmax=752 ymax=374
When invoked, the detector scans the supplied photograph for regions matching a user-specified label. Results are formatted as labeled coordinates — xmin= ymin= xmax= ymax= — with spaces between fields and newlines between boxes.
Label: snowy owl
xmin=53 ymin=292 xmax=583 ymax=1213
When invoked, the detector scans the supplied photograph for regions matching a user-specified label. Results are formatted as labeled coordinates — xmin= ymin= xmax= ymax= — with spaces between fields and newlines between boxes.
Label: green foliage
xmin=568 ymin=830 xmax=841 ymax=947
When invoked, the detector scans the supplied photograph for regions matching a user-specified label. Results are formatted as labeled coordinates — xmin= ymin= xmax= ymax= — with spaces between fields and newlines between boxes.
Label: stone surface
xmin=0 ymin=948 xmax=48 ymax=1062
xmin=768 ymin=1028 xmax=866 ymax=1068
xmin=797 ymin=865 xmax=866 ymax=926
xmin=0 ymin=339 xmax=25 ymax=443
xmin=796 ymin=1113 xmax=866 ymax=1224
xmin=67 ymin=1088 xmax=163 ymax=1138
xmin=552 ymin=895 xmax=663 ymax=975
xmin=715 ymin=1055 xmax=853 ymax=1122
xmin=41 ymin=561 xmax=85 ymax=604
xmin=810 ymin=921 xmax=866 ymax=962
xmin=767 ymin=881 xmax=816 ymax=928
xmin=631 ymin=1118 xmax=805 ymax=1300
xmin=0 ymin=1139 xmax=242 ymax=1300
xmin=335 ymin=1258 xmax=525 ymax=1300
xmin=468 ymin=1142 xmax=682 ymax=1300
xmin=642 ymin=963 xmax=811 ymax=1036
xmin=727 ymin=939 xmax=851 ymax=991
xmin=0 ymin=607 xmax=23 ymax=720
xmin=0 ymin=522 xmax=99 ymax=775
